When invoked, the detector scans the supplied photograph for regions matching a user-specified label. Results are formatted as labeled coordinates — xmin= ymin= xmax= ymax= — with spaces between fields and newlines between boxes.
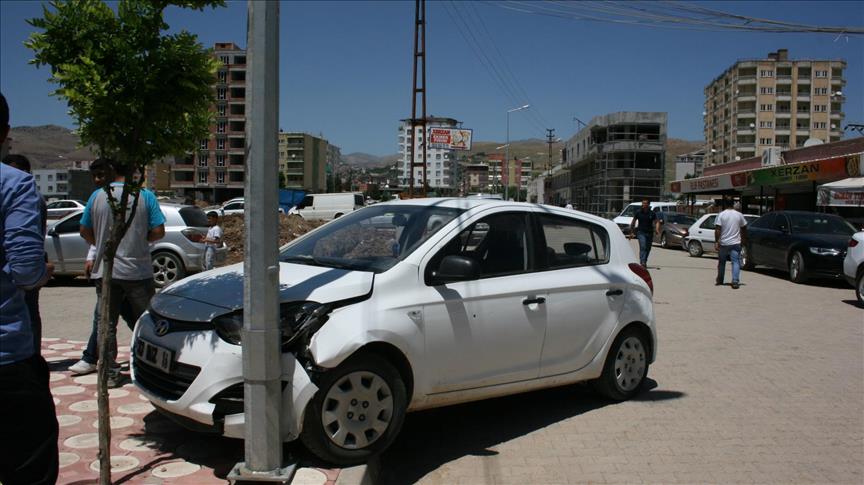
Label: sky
xmin=1 ymin=1 xmax=862 ymax=156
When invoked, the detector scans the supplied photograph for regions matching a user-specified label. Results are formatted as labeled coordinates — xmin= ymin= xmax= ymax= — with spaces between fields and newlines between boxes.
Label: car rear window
xmin=179 ymin=207 xmax=209 ymax=227
xmin=354 ymin=194 xmax=365 ymax=207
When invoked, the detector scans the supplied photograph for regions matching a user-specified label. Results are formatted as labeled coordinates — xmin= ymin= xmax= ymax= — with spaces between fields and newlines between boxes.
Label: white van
xmin=289 ymin=192 xmax=365 ymax=221
xmin=612 ymin=201 xmax=680 ymax=234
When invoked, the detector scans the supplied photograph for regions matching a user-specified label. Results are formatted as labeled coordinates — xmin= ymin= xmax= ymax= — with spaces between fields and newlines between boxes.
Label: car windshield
xmin=179 ymin=206 xmax=209 ymax=227
xmin=279 ymin=204 xmax=465 ymax=273
xmin=664 ymin=213 xmax=695 ymax=224
xmin=619 ymin=205 xmax=639 ymax=217
xmin=789 ymin=213 xmax=856 ymax=235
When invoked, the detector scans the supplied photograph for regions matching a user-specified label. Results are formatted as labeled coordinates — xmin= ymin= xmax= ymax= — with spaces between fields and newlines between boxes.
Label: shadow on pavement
xmin=841 ymin=299 xmax=863 ymax=309
xmin=750 ymin=267 xmax=851 ymax=289
xmin=378 ymin=379 xmax=684 ymax=484
xmin=46 ymin=276 xmax=92 ymax=288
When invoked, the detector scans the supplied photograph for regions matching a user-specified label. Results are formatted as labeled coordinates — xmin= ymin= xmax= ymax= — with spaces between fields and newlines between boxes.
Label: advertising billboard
xmin=428 ymin=128 xmax=473 ymax=151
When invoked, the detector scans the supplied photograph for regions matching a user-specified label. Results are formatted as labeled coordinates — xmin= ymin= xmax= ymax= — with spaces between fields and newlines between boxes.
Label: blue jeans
xmin=636 ymin=232 xmax=653 ymax=266
xmin=204 ymin=246 xmax=216 ymax=271
xmin=717 ymin=244 xmax=741 ymax=284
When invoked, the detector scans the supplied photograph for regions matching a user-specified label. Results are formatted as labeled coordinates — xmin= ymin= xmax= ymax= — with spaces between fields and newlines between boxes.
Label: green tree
xmin=26 ymin=1 xmax=223 ymax=482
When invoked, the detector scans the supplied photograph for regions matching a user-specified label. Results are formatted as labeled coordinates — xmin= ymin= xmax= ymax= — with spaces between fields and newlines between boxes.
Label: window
xmin=223 ymin=202 xmax=242 ymax=211
xmin=216 ymin=170 xmax=226 ymax=184
xmin=217 ymin=104 xmax=226 ymax=116
xmin=218 ymin=71 xmax=227 ymax=83
xmin=759 ymin=87 xmax=774 ymax=94
xmin=54 ymin=213 xmax=83 ymax=234
xmin=759 ymin=138 xmax=773 ymax=145
xmin=815 ymin=70 xmax=828 ymax=78
xmin=197 ymin=170 xmax=208 ymax=184
xmin=217 ymin=121 xmax=226 ymax=134
xmin=749 ymin=213 xmax=775 ymax=229
xmin=538 ymin=214 xmax=608 ymax=269
xmin=701 ymin=215 xmax=717 ymax=230
xmin=216 ymin=154 xmax=226 ymax=166
xmin=47 ymin=174 xmax=53 ymax=181
xmin=759 ymin=104 xmax=773 ymax=111
xmin=759 ymin=70 xmax=774 ymax=78
xmin=759 ymin=121 xmax=774 ymax=128
xmin=216 ymin=138 xmax=226 ymax=150
xmin=219 ymin=55 xmax=230 ymax=65
xmin=200 ymin=138 xmax=209 ymax=149
xmin=813 ymin=87 xmax=828 ymax=96
xmin=814 ymin=105 xmax=827 ymax=112
xmin=198 ymin=154 xmax=208 ymax=167
xmin=217 ymin=88 xmax=226 ymax=100
xmin=47 ymin=185 xmax=54 ymax=192
xmin=813 ymin=122 xmax=827 ymax=129
xmin=35 ymin=175 xmax=40 ymax=181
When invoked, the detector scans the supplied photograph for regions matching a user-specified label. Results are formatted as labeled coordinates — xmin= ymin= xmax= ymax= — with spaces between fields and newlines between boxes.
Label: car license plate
xmin=135 ymin=338 xmax=174 ymax=373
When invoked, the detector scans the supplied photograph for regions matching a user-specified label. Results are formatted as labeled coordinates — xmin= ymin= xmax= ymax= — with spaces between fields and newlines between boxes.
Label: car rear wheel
xmin=856 ymin=270 xmax=864 ymax=305
xmin=741 ymin=245 xmax=754 ymax=270
xmin=789 ymin=251 xmax=808 ymax=284
xmin=301 ymin=353 xmax=407 ymax=466
xmin=592 ymin=327 xmax=649 ymax=401
xmin=688 ymin=240 xmax=703 ymax=257
xmin=152 ymin=251 xmax=186 ymax=288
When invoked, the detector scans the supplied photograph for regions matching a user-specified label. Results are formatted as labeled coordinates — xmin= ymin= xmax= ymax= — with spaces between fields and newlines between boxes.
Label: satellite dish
xmin=803 ymin=138 xmax=824 ymax=147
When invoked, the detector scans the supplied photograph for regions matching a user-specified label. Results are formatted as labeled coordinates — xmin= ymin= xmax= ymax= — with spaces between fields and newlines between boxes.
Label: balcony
xmin=776 ymin=93 xmax=792 ymax=101
xmin=737 ymin=111 xmax=756 ymax=118
xmin=796 ymin=111 xmax=810 ymax=118
xmin=735 ymin=127 xmax=754 ymax=135
xmin=831 ymin=77 xmax=846 ymax=85
xmin=775 ymin=128 xmax=791 ymax=135
xmin=775 ymin=111 xmax=791 ymax=118
xmin=797 ymin=77 xmax=811 ymax=84
xmin=737 ymin=95 xmax=756 ymax=102
xmin=737 ymin=145 xmax=756 ymax=152
xmin=831 ymin=112 xmax=844 ymax=119
xmin=737 ymin=76 xmax=756 ymax=85
xmin=796 ymin=94 xmax=810 ymax=102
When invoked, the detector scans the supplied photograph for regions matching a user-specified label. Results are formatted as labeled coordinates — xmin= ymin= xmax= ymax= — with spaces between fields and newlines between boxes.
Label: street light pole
xmin=506 ymin=104 xmax=529 ymax=201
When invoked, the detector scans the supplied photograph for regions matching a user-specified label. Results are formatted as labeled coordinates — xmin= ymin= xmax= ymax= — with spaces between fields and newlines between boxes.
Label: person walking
xmin=69 ymin=158 xmax=165 ymax=387
xmin=0 ymin=92 xmax=59 ymax=485
xmin=714 ymin=198 xmax=748 ymax=289
xmin=629 ymin=199 xmax=661 ymax=267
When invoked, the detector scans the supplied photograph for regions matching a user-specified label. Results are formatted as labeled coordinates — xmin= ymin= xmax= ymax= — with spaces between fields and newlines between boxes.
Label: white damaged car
xmin=132 ymin=198 xmax=657 ymax=465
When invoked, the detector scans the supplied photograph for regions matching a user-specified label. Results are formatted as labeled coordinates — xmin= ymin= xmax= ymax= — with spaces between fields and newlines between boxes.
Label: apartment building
xmin=397 ymin=117 xmax=459 ymax=189
xmin=32 ymin=169 xmax=70 ymax=199
xmin=561 ymin=112 xmax=667 ymax=217
xmin=675 ymin=148 xmax=706 ymax=180
xmin=170 ymin=42 xmax=247 ymax=203
xmin=704 ymin=49 xmax=846 ymax=168
xmin=278 ymin=132 xmax=331 ymax=193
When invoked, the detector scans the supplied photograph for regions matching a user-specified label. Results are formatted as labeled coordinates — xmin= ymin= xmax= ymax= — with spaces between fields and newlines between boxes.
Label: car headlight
xmin=212 ymin=302 xmax=323 ymax=346
xmin=809 ymin=247 xmax=840 ymax=256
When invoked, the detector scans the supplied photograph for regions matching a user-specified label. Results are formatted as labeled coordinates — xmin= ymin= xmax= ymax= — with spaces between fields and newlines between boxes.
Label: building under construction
xmin=561 ymin=112 xmax=668 ymax=217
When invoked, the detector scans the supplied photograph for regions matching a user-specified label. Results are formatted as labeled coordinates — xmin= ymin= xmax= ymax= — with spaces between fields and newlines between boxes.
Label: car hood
xmin=665 ymin=222 xmax=692 ymax=232
xmin=151 ymin=262 xmax=374 ymax=322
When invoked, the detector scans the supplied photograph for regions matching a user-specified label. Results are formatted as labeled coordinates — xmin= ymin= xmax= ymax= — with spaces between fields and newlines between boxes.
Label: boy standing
xmin=203 ymin=211 xmax=222 ymax=271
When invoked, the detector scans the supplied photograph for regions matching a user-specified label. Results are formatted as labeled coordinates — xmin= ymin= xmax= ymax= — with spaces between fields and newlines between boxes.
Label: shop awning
xmin=817 ymin=177 xmax=864 ymax=207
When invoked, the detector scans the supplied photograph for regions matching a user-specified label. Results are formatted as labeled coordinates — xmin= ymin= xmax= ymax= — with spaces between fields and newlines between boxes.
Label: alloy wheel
xmin=790 ymin=254 xmax=801 ymax=280
xmin=153 ymin=255 xmax=178 ymax=285
xmin=858 ymin=274 xmax=864 ymax=303
xmin=321 ymin=371 xmax=394 ymax=450
xmin=614 ymin=337 xmax=646 ymax=392
xmin=689 ymin=241 xmax=702 ymax=257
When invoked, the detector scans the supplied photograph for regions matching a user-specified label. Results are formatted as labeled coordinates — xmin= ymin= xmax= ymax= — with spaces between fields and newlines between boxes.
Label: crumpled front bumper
xmin=131 ymin=311 xmax=318 ymax=441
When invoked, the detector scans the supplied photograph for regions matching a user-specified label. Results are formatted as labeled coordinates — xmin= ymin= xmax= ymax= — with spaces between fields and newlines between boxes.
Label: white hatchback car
xmin=682 ymin=212 xmax=759 ymax=257
xmin=131 ymin=199 xmax=657 ymax=465
xmin=843 ymin=231 xmax=864 ymax=304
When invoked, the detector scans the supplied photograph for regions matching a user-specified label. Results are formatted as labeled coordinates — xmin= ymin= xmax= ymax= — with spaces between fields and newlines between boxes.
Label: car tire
xmin=741 ymin=245 xmax=754 ymax=270
xmin=688 ymin=240 xmax=703 ymax=257
xmin=856 ymin=269 xmax=864 ymax=306
xmin=333 ymin=212 xmax=344 ymax=219
xmin=301 ymin=352 xmax=407 ymax=466
xmin=591 ymin=327 xmax=650 ymax=401
xmin=789 ymin=251 xmax=808 ymax=284
xmin=152 ymin=251 xmax=186 ymax=288
xmin=660 ymin=233 xmax=669 ymax=249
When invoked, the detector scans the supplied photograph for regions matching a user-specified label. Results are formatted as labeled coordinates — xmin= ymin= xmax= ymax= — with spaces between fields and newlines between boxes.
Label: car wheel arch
xmin=615 ymin=321 xmax=654 ymax=363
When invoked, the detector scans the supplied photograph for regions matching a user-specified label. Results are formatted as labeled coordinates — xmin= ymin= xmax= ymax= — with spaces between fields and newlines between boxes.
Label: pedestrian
xmin=203 ymin=210 xmax=223 ymax=271
xmin=714 ymin=198 xmax=748 ymax=289
xmin=628 ymin=199 xmax=661 ymax=267
xmin=2 ymin=154 xmax=48 ymax=355
xmin=0 ymin=92 xmax=59 ymax=485
xmin=67 ymin=158 xmax=165 ymax=387
xmin=564 ymin=202 xmax=574 ymax=210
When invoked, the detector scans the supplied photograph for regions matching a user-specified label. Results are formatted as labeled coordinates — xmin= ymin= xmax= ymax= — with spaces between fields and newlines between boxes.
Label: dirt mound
xmin=221 ymin=214 xmax=323 ymax=264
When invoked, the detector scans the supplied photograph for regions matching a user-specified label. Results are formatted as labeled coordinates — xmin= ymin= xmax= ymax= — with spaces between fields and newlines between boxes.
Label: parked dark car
xmin=741 ymin=211 xmax=857 ymax=283
xmin=654 ymin=213 xmax=696 ymax=249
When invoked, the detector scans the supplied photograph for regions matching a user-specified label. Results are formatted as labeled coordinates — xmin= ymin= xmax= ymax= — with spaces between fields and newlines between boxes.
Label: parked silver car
xmin=45 ymin=203 xmax=227 ymax=287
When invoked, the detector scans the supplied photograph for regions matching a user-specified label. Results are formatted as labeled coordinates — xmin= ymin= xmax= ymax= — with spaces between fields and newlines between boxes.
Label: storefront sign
xmin=748 ymin=156 xmax=857 ymax=186
xmin=670 ymin=172 xmax=748 ymax=194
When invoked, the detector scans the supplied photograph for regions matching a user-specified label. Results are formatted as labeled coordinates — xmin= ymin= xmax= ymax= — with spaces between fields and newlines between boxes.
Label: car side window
xmin=224 ymin=202 xmax=241 ymax=210
xmin=772 ymin=214 xmax=789 ymax=232
xmin=537 ymin=214 xmax=609 ymax=269
xmin=427 ymin=212 xmax=531 ymax=281
xmin=54 ymin=213 xmax=83 ymax=234
xmin=297 ymin=195 xmax=313 ymax=209
xmin=702 ymin=215 xmax=716 ymax=230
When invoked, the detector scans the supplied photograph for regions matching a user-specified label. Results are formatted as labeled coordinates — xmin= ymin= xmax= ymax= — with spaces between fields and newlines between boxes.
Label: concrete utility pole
xmin=506 ymin=104 xmax=529 ymax=201
xmin=408 ymin=0 xmax=427 ymax=198
xmin=229 ymin=1 xmax=293 ymax=483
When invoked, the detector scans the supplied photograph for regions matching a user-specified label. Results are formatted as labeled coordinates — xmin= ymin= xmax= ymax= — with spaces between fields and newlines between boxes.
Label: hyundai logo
xmin=154 ymin=319 xmax=171 ymax=337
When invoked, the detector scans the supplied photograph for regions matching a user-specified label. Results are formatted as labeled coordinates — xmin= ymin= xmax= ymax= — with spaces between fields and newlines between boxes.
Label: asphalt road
xmin=39 ymin=241 xmax=863 ymax=484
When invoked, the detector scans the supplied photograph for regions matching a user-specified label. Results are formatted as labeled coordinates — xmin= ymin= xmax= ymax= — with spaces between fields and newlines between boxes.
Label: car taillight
xmin=850 ymin=239 xmax=859 ymax=248
xmin=629 ymin=263 xmax=654 ymax=295
xmin=182 ymin=228 xmax=205 ymax=243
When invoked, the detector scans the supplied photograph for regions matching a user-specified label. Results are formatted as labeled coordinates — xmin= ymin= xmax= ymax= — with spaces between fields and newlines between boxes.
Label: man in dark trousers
xmin=629 ymin=199 xmax=661 ymax=267
xmin=0 ymin=92 xmax=59 ymax=485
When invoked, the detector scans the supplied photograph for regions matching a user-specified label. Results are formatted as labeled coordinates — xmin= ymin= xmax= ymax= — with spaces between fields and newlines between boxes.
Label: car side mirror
xmin=432 ymin=255 xmax=479 ymax=285
xmin=47 ymin=227 xmax=57 ymax=237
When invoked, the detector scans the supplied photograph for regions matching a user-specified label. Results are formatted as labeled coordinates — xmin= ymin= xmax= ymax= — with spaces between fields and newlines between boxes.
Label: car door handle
xmin=522 ymin=297 xmax=546 ymax=305
xmin=606 ymin=289 xmax=624 ymax=296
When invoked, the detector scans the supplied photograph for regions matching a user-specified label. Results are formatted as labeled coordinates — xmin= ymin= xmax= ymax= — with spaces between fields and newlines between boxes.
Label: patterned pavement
xmin=43 ymin=338 xmax=339 ymax=485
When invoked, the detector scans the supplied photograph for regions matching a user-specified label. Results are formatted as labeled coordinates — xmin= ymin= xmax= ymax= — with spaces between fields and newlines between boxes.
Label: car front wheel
xmin=789 ymin=251 xmax=808 ymax=284
xmin=592 ymin=327 xmax=649 ymax=401
xmin=856 ymin=270 xmax=864 ymax=305
xmin=660 ymin=233 xmax=668 ymax=248
xmin=152 ymin=251 xmax=186 ymax=288
xmin=301 ymin=353 xmax=407 ymax=466
xmin=688 ymin=240 xmax=703 ymax=257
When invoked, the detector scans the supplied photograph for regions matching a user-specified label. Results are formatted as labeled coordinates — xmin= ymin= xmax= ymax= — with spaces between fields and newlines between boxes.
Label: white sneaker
xmin=68 ymin=359 xmax=97 ymax=375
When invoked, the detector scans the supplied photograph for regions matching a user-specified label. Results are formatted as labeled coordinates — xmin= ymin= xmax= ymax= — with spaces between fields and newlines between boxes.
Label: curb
xmin=333 ymin=457 xmax=378 ymax=485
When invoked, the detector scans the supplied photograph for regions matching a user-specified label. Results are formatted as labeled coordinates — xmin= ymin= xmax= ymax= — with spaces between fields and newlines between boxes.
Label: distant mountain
xmin=342 ymin=152 xmax=401 ymax=168
xmin=7 ymin=125 xmax=97 ymax=168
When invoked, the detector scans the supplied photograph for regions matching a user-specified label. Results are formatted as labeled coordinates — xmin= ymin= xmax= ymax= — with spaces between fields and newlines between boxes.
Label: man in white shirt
xmin=714 ymin=198 xmax=748 ymax=289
